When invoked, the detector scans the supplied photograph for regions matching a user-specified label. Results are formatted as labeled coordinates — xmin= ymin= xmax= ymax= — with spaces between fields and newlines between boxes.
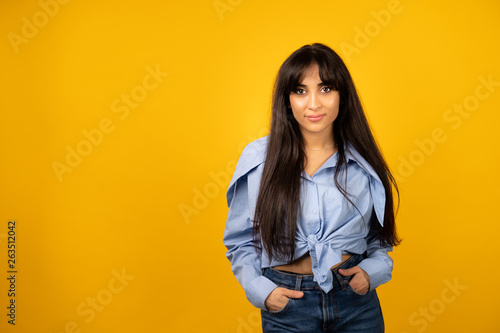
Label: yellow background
xmin=1 ymin=0 xmax=499 ymax=332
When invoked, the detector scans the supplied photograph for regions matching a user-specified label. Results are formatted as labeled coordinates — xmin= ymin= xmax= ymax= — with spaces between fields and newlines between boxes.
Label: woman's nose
xmin=308 ymin=92 xmax=320 ymax=110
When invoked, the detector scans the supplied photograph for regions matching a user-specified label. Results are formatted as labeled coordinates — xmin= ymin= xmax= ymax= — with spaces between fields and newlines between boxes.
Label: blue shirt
xmin=223 ymin=135 xmax=393 ymax=311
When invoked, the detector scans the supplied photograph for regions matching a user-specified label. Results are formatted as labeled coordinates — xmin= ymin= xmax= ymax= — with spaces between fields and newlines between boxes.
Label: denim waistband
xmin=262 ymin=253 xmax=364 ymax=291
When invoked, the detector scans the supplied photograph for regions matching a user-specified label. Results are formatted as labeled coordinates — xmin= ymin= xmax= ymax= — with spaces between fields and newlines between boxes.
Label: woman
xmin=223 ymin=42 xmax=400 ymax=332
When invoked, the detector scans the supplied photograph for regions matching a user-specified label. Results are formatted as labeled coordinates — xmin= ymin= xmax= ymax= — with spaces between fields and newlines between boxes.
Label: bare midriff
xmin=272 ymin=253 xmax=353 ymax=274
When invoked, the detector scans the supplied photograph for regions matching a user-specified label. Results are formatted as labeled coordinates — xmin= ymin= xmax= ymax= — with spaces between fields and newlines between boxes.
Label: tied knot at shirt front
xmin=223 ymin=135 xmax=393 ymax=311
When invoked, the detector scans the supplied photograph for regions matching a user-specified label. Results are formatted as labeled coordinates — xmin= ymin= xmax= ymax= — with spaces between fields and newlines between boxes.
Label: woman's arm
xmin=223 ymin=174 xmax=279 ymax=310
xmin=356 ymin=211 xmax=394 ymax=291
xmin=342 ymin=155 xmax=394 ymax=292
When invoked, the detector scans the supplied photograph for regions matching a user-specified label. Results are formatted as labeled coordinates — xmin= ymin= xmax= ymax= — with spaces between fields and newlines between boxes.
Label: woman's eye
xmin=295 ymin=88 xmax=306 ymax=95
xmin=322 ymin=86 xmax=332 ymax=93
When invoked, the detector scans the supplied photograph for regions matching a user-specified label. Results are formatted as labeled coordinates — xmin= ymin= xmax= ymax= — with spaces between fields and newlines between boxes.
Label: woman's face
xmin=289 ymin=63 xmax=340 ymax=139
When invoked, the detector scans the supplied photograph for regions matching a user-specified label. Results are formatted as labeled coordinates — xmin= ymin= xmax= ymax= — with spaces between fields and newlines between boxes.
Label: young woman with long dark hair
xmin=223 ymin=42 xmax=400 ymax=332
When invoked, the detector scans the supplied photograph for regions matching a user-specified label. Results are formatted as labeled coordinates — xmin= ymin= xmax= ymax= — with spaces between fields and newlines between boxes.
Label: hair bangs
xmin=283 ymin=53 xmax=342 ymax=96
xmin=283 ymin=59 xmax=315 ymax=95
xmin=316 ymin=57 xmax=342 ymax=92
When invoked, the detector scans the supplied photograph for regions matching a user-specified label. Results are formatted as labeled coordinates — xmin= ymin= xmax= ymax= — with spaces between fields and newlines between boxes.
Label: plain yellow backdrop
xmin=1 ymin=0 xmax=499 ymax=332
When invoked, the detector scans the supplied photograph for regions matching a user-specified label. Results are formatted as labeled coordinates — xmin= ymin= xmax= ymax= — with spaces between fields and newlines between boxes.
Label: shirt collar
xmin=299 ymin=140 xmax=381 ymax=181
xmin=227 ymin=136 xmax=387 ymax=225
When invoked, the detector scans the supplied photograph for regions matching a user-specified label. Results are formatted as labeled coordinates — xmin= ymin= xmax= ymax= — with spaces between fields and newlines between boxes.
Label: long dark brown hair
xmin=253 ymin=43 xmax=400 ymax=262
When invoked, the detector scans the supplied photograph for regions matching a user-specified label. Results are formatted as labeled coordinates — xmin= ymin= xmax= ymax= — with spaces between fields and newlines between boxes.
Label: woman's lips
xmin=306 ymin=114 xmax=325 ymax=122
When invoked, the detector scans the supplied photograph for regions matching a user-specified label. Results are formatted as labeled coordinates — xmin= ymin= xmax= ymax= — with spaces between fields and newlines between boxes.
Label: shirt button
xmin=313 ymin=209 xmax=317 ymax=214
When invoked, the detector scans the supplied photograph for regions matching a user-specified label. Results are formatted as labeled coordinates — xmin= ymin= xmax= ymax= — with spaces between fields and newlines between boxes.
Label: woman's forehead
xmin=300 ymin=63 xmax=321 ymax=82
xmin=296 ymin=62 xmax=334 ymax=85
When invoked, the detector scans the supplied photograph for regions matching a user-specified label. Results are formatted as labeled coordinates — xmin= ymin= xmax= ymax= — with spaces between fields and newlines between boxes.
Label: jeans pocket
xmin=268 ymin=297 xmax=293 ymax=314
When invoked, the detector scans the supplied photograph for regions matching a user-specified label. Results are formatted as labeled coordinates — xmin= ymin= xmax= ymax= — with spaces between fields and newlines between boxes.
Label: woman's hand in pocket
xmin=338 ymin=266 xmax=370 ymax=294
xmin=264 ymin=287 xmax=304 ymax=312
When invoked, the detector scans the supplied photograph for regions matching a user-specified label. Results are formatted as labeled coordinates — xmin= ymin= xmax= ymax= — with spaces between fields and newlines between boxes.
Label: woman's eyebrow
xmin=296 ymin=82 xmax=326 ymax=87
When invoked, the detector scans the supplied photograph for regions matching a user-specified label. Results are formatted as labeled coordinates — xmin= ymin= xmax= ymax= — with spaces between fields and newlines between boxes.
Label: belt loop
xmin=295 ymin=276 xmax=302 ymax=291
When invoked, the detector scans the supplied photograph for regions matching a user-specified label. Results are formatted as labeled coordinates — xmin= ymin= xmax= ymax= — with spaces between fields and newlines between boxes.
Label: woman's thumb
xmin=338 ymin=268 xmax=354 ymax=276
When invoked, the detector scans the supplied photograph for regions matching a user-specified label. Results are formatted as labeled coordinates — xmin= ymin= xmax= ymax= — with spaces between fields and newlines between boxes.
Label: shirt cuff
xmin=357 ymin=257 xmax=393 ymax=291
xmin=246 ymin=275 xmax=278 ymax=311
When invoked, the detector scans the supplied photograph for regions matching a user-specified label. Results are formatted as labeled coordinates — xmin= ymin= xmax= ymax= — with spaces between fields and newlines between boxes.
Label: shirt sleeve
xmin=356 ymin=209 xmax=394 ymax=290
xmin=222 ymin=170 xmax=278 ymax=311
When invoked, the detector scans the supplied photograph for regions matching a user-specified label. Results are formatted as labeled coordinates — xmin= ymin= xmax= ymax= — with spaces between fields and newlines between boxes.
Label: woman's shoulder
xmin=345 ymin=141 xmax=387 ymax=226
xmin=235 ymin=135 xmax=269 ymax=168
xmin=242 ymin=135 xmax=269 ymax=156
xmin=344 ymin=142 xmax=380 ymax=181
xmin=226 ymin=135 xmax=268 ymax=206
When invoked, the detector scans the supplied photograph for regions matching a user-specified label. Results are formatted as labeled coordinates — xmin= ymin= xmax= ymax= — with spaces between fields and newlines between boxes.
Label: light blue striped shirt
xmin=223 ymin=135 xmax=393 ymax=311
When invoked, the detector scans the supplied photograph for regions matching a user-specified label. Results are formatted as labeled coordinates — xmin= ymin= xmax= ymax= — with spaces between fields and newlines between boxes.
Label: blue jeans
xmin=261 ymin=253 xmax=384 ymax=332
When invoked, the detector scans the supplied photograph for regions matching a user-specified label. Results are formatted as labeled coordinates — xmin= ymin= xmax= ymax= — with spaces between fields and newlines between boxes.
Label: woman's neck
xmin=301 ymin=131 xmax=335 ymax=150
